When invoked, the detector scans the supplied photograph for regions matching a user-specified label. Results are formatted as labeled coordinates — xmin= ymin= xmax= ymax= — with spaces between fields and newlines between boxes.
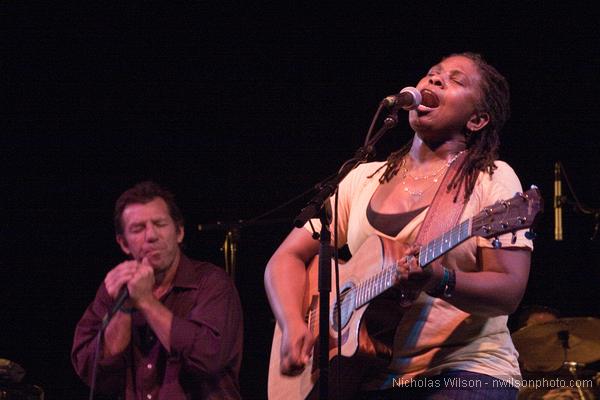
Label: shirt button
xmin=147 ymin=363 xmax=153 ymax=369
xmin=146 ymin=395 xmax=152 ymax=399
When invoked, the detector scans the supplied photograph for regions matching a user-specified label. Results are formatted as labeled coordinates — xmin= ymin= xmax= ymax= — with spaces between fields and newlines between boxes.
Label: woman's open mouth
xmin=420 ymin=89 xmax=440 ymax=108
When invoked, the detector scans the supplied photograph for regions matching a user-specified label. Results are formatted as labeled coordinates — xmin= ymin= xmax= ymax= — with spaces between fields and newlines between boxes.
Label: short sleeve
xmin=475 ymin=161 xmax=534 ymax=250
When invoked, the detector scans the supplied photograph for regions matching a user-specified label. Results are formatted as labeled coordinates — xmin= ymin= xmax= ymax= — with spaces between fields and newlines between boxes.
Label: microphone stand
xmin=555 ymin=160 xmax=600 ymax=241
xmin=293 ymin=104 xmax=399 ymax=399
xmin=89 ymin=287 xmax=130 ymax=400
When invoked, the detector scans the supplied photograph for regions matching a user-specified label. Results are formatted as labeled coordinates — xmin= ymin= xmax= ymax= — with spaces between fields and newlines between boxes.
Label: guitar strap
xmin=388 ymin=150 xmax=470 ymax=307
xmin=413 ymin=150 xmax=469 ymax=247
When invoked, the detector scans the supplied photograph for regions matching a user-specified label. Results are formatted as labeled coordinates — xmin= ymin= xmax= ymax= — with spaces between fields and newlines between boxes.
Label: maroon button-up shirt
xmin=72 ymin=255 xmax=243 ymax=399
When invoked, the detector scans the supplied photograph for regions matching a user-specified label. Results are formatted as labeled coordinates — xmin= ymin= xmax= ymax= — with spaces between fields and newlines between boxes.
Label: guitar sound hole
xmin=331 ymin=287 xmax=355 ymax=332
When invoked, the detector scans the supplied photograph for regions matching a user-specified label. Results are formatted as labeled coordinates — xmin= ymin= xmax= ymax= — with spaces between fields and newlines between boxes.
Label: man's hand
xmin=128 ymin=257 xmax=156 ymax=306
xmin=104 ymin=260 xmax=137 ymax=299
xmin=104 ymin=257 xmax=157 ymax=309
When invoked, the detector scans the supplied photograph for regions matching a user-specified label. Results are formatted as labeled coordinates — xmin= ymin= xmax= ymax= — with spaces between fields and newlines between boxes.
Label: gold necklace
xmin=400 ymin=152 xmax=463 ymax=197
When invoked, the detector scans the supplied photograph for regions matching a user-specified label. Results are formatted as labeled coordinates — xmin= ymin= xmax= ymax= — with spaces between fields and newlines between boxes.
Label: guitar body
xmin=268 ymin=235 xmax=409 ymax=400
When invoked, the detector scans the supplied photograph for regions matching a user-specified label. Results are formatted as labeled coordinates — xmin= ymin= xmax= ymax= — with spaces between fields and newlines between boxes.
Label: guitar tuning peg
xmin=492 ymin=237 xmax=502 ymax=248
xmin=524 ymin=229 xmax=537 ymax=240
xmin=516 ymin=191 xmax=529 ymax=201
xmin=511 ymin=232 xmax=517 ymax=244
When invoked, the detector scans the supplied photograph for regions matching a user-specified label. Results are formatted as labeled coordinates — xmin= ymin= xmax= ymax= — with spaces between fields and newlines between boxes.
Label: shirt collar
xmin=171 ymin=253 xmax=201 ymax=290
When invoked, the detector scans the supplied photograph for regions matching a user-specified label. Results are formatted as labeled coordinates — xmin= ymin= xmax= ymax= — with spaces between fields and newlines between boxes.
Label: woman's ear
xmin=466 ymin=112 xmax=490 ymax=132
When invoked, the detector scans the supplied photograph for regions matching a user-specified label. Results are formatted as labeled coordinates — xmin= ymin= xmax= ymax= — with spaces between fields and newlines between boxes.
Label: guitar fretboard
xmin=352 ymin=218 xmax=472 ymax=310
xmin=354 ymin=264 xmax=397 ymax=309
xmin=418 ymin=219 xmax=471 ymax=266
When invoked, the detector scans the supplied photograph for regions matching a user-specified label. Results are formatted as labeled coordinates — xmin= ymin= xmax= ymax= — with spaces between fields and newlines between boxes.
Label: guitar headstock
xmin=471 ymin=186 xmax=543 ymax=240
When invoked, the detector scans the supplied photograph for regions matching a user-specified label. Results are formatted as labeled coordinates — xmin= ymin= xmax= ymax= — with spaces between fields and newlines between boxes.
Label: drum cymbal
xmin=512 ymin=317 xmax=600 ymax=371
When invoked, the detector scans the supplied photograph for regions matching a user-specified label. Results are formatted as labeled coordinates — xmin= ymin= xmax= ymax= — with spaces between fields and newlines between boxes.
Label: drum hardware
xmin=564 ymin=361 xmax=593 ymax=400
xmin=513 ymin=318 xmax=600 ymax=399
xmin=0 ymin=359 xmax=43 ymax=400
xmin=512 ymin=317 xmax=600 ymax=372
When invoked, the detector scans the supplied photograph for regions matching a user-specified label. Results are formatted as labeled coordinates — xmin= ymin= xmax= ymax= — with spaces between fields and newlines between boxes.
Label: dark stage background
xmin=2 ymin=3 xmax=599 ymax=399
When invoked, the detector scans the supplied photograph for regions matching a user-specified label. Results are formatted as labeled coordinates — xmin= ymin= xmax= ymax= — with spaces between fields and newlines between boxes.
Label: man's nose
xmin=145 ymin=224 xmax=159 ymax=241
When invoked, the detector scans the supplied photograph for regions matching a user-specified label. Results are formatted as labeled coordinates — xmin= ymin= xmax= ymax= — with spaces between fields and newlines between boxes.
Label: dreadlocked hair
xmin=369 ymin=52 xmax=510 ymax=202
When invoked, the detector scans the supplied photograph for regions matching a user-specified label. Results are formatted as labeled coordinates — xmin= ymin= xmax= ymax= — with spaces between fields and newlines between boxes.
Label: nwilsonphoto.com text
xmin=393 ymin=377 xmax=595 ymax=390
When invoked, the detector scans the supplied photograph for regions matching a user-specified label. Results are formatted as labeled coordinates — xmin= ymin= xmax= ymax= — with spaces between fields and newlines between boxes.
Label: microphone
xmin=382 ymin=86 xmax=422 ymax=110
xmin=101 ymin=286 xmax=130 ymax=330
xmin=554 ymin=161 xmax=563 ymax=241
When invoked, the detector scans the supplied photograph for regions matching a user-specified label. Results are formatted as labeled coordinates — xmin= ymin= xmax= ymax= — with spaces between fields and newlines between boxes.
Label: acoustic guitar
xmin=268 ymin=187 xmax=542 ymax=399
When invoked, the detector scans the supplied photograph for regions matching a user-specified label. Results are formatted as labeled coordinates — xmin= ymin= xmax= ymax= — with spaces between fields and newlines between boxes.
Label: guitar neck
xmin=354 ymin=218 xmax=473 ymax=309
xmin=418 ymin=218 xmax=471 ymax=267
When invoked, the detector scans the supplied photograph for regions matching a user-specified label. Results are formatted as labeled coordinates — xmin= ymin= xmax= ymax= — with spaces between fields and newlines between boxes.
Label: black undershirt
xmin=366 ymin=203 xmax=427 ymax=237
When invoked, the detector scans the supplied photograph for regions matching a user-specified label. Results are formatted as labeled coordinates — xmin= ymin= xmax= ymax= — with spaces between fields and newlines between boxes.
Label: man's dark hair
xmin=114 ymin=181 xmax=184 ymax=235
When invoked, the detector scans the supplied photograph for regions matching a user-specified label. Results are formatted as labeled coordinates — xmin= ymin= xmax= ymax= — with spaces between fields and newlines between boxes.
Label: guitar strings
xmin=336 ymin=196 xmax=528 ymax=318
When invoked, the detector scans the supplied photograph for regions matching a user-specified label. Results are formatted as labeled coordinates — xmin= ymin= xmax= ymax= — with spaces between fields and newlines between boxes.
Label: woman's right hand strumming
xmin=279 ymin=319 xmax=316 ymax=376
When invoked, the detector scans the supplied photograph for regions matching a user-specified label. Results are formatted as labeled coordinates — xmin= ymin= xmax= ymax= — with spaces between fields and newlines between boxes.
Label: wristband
xmin=443 ymin=269 xmax=456 ymax=298
xmin=426 ymin=267 xmax=456 ymax=298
